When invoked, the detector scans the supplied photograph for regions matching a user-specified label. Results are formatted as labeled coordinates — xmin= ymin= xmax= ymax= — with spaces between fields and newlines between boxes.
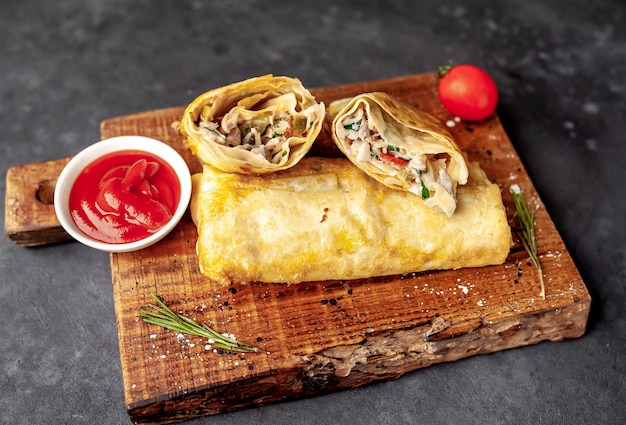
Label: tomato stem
xmin=437 ymin=65 xmax=452 ymax=79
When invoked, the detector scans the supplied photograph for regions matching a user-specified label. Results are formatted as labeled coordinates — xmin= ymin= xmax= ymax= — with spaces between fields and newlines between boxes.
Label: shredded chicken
xmin=197 ymin=93 xmax=318 ymax=164
xmin=336 ymin=104 xmax=455 ymax=200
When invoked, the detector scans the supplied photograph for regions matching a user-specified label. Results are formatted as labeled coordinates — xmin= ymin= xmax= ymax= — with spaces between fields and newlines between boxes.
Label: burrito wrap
xmin=177 ymin=75 xmax=325 ymax=174
xmin=330 ymin=92 xmax=469 ymax=216
xmin=191 ymin=157 xmax=511 ymax=285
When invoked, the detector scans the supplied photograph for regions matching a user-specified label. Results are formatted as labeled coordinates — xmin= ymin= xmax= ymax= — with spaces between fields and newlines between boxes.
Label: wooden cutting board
xmin=4 ymin=72 xmax=590 ymax=425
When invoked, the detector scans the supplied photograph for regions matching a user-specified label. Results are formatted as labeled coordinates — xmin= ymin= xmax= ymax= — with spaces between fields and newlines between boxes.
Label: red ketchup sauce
xmin=69 ymin=150 xmax=182 ymax=244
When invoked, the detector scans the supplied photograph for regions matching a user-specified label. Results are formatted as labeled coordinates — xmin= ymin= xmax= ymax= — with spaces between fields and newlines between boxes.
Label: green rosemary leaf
xmin=138 ymin=293 xmax=261 ymax=353
xmin=510 ymin=184 xmax=545 ymax=299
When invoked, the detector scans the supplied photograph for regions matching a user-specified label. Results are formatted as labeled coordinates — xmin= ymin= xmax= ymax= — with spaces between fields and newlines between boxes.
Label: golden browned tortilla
xmin=329 ymin=92 xmax=469 ymax=217
xmin=191 ymin=157 xmax=511 ymax=285
xmin=176 ymin=74 xmax=325 ymax=174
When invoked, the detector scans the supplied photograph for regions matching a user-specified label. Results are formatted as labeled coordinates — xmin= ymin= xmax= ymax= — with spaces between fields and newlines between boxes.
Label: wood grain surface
xmin=5 ymin=158 xmax=72 ymax=246
xmin=4 ymin=72 xmax=591 ymax=425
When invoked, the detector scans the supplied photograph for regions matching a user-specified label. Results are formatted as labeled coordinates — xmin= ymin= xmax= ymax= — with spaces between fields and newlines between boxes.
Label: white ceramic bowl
xmin=54 ymin=135 xmax=192 ymax=252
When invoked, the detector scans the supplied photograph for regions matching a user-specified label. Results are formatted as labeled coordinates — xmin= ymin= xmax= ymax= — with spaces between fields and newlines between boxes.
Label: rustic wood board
xmin=5 ymin=159 xmax=73 ymax=246
xmin=4 ymin=72 xmax=590 ymax=425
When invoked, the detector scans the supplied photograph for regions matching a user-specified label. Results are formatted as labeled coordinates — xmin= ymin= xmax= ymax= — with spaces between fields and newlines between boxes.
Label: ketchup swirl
xmin=69 ymin=150 xmax=181 ymax=244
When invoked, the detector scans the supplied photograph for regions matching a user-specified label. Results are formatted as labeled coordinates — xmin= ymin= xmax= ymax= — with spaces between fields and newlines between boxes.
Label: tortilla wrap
xmin=191 ymin=157 xmax=510 ymax=285
xmin=329 ymin=92 xmax=469 ymax=216
xmin=177 ymin=74 xmax=325 ymax=174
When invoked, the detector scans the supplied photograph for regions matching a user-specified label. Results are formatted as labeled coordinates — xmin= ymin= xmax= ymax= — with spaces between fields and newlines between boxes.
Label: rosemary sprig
xmin=510 ymin=184 xmax=545 ymax=299
xmin=138 ymin=292 xmax=261 ymax=353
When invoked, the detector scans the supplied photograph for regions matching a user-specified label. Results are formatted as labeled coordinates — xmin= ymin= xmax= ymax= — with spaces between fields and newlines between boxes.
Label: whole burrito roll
xmin=329 ymin=92 xmax=469 ymax=217
xmin=177 ymin=75 xmax=325 ymax=174
xmin=191 ymin=157 xmax=511 ymax=285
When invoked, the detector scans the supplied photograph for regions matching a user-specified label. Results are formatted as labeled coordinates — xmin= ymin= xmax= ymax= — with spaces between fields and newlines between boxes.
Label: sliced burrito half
xmin=330 ymin=92 xmax=469 ymax=216
xmin=177 ymin=74 xmax=325 ymax=174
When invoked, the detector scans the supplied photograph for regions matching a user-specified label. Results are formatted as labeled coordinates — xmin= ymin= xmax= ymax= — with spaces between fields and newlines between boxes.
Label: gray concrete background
xmin=1 ymin=1 xmax=624 ymax=424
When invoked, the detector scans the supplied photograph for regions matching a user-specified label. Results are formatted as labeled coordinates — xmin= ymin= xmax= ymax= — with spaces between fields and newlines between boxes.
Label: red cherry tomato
xmin=437 ymin=64 xmax=498 ymax=121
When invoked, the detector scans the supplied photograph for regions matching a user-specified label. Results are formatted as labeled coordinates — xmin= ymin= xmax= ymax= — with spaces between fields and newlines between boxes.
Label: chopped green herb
xmin=420 ymin=179 xmax=430 ymax=200
xmin=343 ymin=119 xmax=362 ymax=131
xmin=208 ymin=128 xmax=225 ymax=138
xmin=281 ymin=150 xmax=287 ymax=157
xmin=272 ymin=131 xmax=282 ymax=138
xmin=244 ymin=127 xmax=251 ymax=134
xmin=387 ymin=145 xmax=400 ymax=152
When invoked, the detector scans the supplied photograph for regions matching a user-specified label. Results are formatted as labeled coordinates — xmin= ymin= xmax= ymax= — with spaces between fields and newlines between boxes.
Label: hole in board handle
xmin=36 ymin=179 xmax=57 ymax=205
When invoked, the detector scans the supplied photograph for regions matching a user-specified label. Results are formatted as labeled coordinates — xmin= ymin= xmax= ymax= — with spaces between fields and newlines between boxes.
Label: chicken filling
xmin=336 ymin=104 xmax=455 ymax=200
xmin=196 ymin=93 xmax=318 ymax=164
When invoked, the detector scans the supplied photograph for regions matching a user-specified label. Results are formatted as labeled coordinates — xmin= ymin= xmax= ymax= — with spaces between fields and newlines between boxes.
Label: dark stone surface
xmin=1 ymin=1 xmax=624 ymax=424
